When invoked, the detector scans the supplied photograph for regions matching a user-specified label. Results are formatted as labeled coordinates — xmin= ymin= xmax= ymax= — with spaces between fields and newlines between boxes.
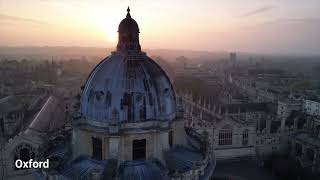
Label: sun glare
xmin=106 ymin=29 xmax=118 ymax=43
xmin=90 ymin=8 xmax=120 ymax=44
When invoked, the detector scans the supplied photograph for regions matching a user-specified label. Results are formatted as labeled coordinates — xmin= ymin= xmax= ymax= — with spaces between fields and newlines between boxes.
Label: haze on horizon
xmin=0 ymin=0 xmax=320 ymax=55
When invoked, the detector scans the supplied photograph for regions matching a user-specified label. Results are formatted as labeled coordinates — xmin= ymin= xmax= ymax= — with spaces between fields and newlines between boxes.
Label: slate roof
xmin=61 ymin=156 xmax=109 ymax=179
xmin=222 ymin=102 xmax=274 ymax=114
xmin=118 ymin=160 xmax=168 ymax=180
xmin=0 ymin=95 xmax=24 ymax=115
xmin=53 ymin=157 xmax=167 ymax=180
xmin=294 ymin=133 xmax=320 ymax=147
xmin=25 ymin=96 xmax=66 ymax=134
xmin=48 ymin=143 xmax=70 ymax=158
xmin=164 ymin=147 xmax=204 ymax=173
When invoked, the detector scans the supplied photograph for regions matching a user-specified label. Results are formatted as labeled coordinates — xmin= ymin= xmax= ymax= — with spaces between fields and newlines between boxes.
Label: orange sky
xmin=1 ymin=0 xmax=320 ymax=55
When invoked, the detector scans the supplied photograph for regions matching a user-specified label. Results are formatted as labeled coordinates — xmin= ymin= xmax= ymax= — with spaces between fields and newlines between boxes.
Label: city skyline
xmin=1 ymin=3 xmax=320 ymax=179
xmin=1 ymin=0 xmax=320 ymax=55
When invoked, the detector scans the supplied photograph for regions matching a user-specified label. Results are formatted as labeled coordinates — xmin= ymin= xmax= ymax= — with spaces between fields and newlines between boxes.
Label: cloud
xmin=0 ymin=13 xmax=49 ymax=25
xmin=260 ymin=17 xmax=320 ymax=25
xmin=240 ymin=6 xmax=275 ymax=17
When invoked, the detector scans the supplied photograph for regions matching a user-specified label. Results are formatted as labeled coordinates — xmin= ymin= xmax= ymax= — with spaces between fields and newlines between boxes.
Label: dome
xmin=118 ymin=7 xmax=140 ymax=34
xmin=80 ymin=53 xmax=176 ymax=124
xmin=116 ymin=7 xmax=141 ymax=52
xmin=118 ymin=18 xmax=139 ymax=33
xmin=80 ymin=7 xmax=176 ymax=125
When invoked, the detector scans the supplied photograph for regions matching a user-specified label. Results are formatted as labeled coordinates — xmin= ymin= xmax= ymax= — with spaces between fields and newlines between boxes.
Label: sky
xmin=0 ymin=0 xmax=320 ymax=55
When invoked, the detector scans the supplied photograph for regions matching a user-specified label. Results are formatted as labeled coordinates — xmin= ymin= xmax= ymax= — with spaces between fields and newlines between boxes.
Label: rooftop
xmin=294 ymin=132 xmax=320 ymax=147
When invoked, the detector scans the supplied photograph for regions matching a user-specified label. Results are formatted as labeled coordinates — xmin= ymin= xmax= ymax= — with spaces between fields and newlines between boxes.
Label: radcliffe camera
xmin=0 ymin=1 xmax=320 ymax=180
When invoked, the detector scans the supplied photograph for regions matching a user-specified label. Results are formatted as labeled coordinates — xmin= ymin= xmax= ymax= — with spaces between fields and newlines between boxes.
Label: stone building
xmin=182 ymin=93 xmax=261 ymax=160
xmin=34 ymin=8 xmax=215 ymax=180
xmin=180 ymin=89 xmax=311 ymax=161
xmin=0 ymin=95 xmax=68 ymax=180
xmin=303 ymin=100 xmax=320 ymax=117
xmin=291 ymin=116 xmax=320 ymax=172
xmin=0 ymin=59 xmax=61 ymax=84
xmin=0 ymin=96 xmax=26 ymax=139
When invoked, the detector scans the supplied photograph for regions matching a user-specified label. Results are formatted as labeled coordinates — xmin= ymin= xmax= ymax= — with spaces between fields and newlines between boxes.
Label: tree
xmin=289 ymin=80 xmax=312 ymax=92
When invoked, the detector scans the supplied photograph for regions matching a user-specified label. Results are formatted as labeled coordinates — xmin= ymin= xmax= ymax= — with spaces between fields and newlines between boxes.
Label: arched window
xmin=13 ymin=143 xmax=35 ymax=170
xmin=92 ymin=137 xmax=102 ymax=160
xmin=297 ymin=117 xmax=305 ymax=129
xmin=168 ymin=131 xmax=173 ymax=148
xmin=132 ymin=139 xmax=146 ymax=160
xmin=0 ymin=117 xmax=4 ymax=133
xmin=242 ymin=130 xmax=249 ymax=145
xmin=20 ymin=148 xmax=30 ymax=162
xmin=218 ymin=125 xmax=233 ymax=145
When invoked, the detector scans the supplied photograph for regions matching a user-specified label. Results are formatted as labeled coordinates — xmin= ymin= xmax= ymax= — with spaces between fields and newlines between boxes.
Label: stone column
xmin=257 ymin=118 xmax=261 ymax=131
xmin=266 ymin=119 xmax=272 ymax=134
xmin=293 ymin=117 xmax=298 ymax=130
xmin=312 ymin=150 xmax=317 ymax=172
xmin=232 ymin=128 xmax=237 ymax=146
xmin=104 ymin=137 xmax=109 ymax=160
xmin=302 ymin=146 xmax=306 ymax=160
xmin=290 ymin=140 xmax=296 ymax=157
xmin=280 ymin=117 xmax=286 ymax=132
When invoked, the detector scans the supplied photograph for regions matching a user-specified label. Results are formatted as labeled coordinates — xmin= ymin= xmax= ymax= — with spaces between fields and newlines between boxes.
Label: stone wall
xmin=72 ymin=120 xmax=187 ymax=163
xmin=1 ymin=132 xmax=43 ymax=178
xmin=215 ymin=147 xmax=255 ymax=160
xmin=213 ymin=119 xmax=256 ymax=160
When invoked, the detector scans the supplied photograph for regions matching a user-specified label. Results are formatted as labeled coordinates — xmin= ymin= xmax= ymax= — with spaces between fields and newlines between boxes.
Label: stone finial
xmin=126 ymin=6 xmax=131 ymax=18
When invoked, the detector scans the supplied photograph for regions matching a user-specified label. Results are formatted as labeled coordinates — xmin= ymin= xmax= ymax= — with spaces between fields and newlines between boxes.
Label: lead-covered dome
xmin=118 ymin=7 xmax=139 ymax=34
xmin=118 ymin=17 xmax=139 ymax=33
xmin=80 ymin=8 xmax=176 ymax=125
xmin=80 ymin=54 xmax=176 ymax=123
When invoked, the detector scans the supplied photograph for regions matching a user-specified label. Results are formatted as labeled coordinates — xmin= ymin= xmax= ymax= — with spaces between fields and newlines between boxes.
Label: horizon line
xmin=0 ymin=45 xmax=320 ymax=57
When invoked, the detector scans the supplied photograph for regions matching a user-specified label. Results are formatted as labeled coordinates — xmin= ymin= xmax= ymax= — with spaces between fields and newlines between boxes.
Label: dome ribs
xmin=79 ymin=9 xmax=176 ymax=124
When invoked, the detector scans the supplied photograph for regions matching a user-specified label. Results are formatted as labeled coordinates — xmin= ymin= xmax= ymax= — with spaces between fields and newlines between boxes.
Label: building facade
xmin=36 ymin=8 xmax=215 ymax=180
xmin=303 ymin=100 xmax=320 ymax=117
